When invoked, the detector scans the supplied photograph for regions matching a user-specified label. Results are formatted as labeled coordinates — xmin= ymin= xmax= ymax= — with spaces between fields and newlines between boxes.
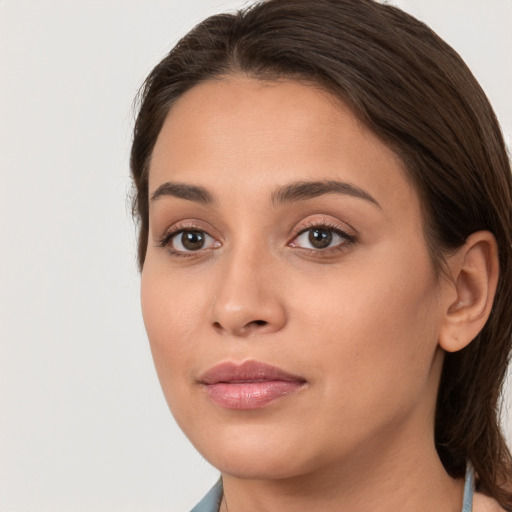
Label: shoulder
xmin=473 ymin=492 xmax=508 ymax=512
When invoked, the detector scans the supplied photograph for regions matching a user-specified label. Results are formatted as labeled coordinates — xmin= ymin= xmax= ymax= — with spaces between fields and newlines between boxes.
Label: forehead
xmin=149 ymin=76 xmax=417 ymax=215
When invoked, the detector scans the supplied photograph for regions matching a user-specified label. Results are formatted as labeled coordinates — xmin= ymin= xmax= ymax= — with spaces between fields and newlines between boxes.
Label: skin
xmin=141 ymin=77 xmax=500 ymax=512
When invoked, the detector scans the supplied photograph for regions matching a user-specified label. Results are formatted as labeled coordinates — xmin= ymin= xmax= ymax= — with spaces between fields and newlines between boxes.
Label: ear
xmin=438 ymin=231 xmax=499 ymax=353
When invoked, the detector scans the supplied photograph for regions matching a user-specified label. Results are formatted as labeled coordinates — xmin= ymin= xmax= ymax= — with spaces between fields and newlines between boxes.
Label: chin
xmin=190 ymin=424 xmax=315 ymax=480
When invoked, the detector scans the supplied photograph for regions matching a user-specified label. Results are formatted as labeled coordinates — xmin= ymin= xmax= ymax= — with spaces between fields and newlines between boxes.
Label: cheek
xmin=140 ymin=264 xmax=208 ymax=393
xmin=141 ymin=256 xmax=209 ymax=336
xmin=294 ymin=244 xmax=441 ymax=401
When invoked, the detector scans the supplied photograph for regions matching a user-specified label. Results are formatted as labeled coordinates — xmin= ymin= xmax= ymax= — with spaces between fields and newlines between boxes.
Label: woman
xmin=130 ymin=0 xmax=512 ymax=510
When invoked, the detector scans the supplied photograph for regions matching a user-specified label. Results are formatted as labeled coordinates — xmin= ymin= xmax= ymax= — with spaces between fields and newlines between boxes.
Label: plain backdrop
xmin=1 ymin=1 xmax=511 ymax=511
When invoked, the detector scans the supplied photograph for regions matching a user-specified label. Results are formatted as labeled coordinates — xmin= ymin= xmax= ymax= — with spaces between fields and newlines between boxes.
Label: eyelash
xmin=157 ymin=220 xmax=357 ymax=257
xmin=289 ymin=221 xmax=356 ymax=254
xmin=157 ymin=223 xmax=219 ymax=257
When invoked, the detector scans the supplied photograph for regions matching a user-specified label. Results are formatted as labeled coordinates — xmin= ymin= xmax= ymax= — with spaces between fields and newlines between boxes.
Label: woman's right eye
xmin=161 ymin=229 xmax=220 ymax=254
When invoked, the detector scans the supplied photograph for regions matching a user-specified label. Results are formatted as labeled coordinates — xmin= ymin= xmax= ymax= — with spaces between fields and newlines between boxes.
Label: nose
xmin=209 ymin=248 xmax=287 ymax=337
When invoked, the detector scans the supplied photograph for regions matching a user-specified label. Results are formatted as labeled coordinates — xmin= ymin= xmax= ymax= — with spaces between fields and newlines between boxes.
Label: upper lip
xmin=198 ymin=360 xmax=306 ymax=385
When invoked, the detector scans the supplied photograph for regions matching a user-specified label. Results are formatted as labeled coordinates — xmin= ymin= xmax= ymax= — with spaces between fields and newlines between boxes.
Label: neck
xmin=220 ymin=422 xmax=464 ymax=512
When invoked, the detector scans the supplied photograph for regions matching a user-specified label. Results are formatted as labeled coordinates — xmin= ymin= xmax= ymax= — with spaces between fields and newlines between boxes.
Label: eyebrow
xmin=271 ymin=180 xmax=381 ymax=209
xmin=150 ymin=182 xmax=214 ymax=205
xmin=150 ymin=179 xmax=381 ymax=209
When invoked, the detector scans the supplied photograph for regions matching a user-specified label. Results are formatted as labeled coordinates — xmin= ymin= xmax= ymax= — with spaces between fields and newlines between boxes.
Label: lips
xmin=198 ymin=360 xmax=307 ymax=410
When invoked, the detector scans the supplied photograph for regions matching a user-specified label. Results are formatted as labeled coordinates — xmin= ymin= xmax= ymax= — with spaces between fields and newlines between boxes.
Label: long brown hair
xmin=130 ymin=0 xmax=512 ymax=507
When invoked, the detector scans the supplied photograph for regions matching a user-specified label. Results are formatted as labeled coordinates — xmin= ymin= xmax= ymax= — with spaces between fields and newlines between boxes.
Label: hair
xmin=130 ymin=0 xmax=512 ymax=507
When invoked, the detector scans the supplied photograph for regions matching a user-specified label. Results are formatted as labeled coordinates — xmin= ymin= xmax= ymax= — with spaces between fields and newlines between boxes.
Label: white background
xmin=1 ymin=1 xmax=511 ymax=511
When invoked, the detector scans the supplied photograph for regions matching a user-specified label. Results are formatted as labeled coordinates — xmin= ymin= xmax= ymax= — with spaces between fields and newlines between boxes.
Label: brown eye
xmin=165 ymin=229 xmax=220 ymax=253
xmin=179 ymin=231 xmax=205 ymax=251
xmin=289 ymin=225 xmax=354 ymax=252
xmin=308 ymin=228 xmax=332 ymax=249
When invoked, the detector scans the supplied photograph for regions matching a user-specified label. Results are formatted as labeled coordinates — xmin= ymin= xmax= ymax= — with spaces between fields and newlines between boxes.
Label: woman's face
xmin=141 ymin=77 xmax=450 ymax=480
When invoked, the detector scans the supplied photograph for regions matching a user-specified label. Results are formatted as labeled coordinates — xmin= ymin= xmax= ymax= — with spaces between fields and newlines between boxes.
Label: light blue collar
xmin=462 ymin=462 xmax=475 ymax=512
xmin=190 ymin=479 xmax=222 ymax=512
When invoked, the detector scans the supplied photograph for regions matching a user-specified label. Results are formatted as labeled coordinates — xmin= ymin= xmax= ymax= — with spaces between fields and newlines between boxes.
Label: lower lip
xmin=203 ymin=380 xmax=304 ymax=409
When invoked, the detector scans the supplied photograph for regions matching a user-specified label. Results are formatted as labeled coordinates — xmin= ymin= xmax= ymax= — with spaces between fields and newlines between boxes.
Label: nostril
xmin=211 ymin=319 xmax=270 ymax=334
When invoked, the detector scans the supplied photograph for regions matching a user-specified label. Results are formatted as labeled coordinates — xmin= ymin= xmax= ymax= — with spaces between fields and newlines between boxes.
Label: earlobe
xmin=438 ymin=231 xmax=499 ymax=353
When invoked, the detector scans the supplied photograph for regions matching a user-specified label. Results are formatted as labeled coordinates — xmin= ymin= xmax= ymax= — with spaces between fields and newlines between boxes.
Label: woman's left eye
xmin=289 ymin=226 xmax=354 ymax=251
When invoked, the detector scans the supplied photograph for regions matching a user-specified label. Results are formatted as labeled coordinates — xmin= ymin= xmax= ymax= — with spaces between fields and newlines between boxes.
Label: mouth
xmin=198 ymin=360 xmax=307 ymax=410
